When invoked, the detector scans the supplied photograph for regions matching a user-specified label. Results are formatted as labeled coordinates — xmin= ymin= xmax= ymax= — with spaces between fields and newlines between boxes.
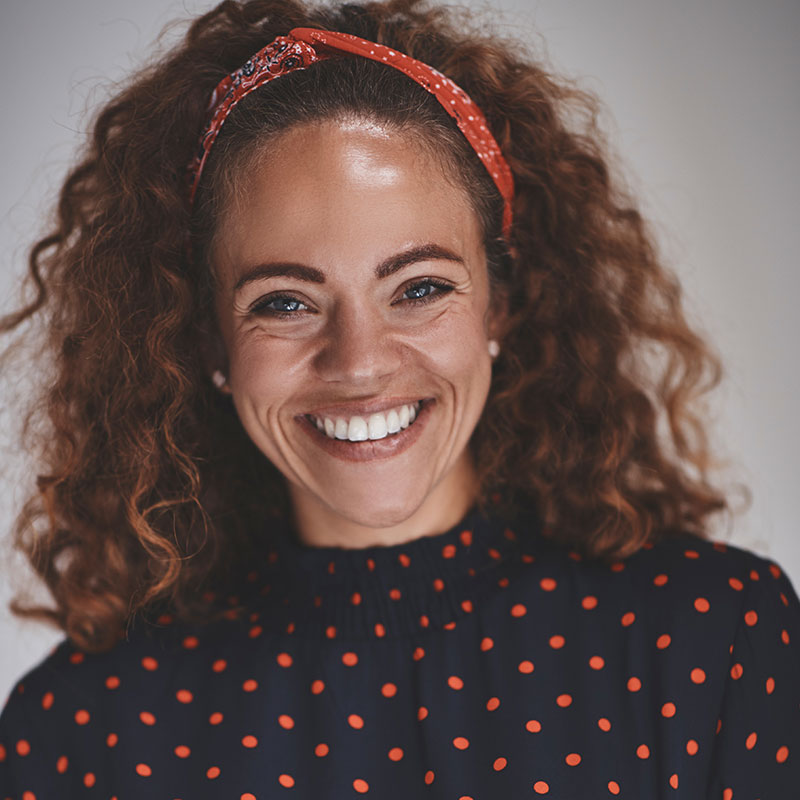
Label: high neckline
xmin=254 ymin=500 xmax=542 ymax=640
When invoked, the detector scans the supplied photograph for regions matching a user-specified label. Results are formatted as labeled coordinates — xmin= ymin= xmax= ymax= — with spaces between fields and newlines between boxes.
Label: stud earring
xmin=212 ymin=369 xmax=227 ymax=389
xmin=488 ymin=339 xmax=500 ymax=359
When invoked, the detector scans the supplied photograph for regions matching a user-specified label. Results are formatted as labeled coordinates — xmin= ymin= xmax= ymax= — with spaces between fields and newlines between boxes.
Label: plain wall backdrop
xmin=1 ymin=0 xmax=798 ymax=700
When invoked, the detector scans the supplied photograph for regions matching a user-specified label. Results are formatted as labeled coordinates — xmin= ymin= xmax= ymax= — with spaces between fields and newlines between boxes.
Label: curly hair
xmin=1 ymin=0 xmax=742 ymax=654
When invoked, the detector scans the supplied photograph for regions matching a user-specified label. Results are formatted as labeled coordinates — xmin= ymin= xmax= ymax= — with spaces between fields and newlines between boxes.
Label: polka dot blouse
xmin=2 ymin=503 xmax=799 ymax=798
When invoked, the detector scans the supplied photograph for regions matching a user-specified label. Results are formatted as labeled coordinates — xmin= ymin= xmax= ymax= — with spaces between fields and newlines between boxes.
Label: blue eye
xmin=250 ymin=295 xmax=309 ymax=318
xmin=399 ymin=279 xmax=454 ymax=306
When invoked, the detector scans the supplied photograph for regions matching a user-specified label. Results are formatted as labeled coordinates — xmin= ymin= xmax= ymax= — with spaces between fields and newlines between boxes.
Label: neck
xmin=288 ymin=451 xmax=480 ymax=550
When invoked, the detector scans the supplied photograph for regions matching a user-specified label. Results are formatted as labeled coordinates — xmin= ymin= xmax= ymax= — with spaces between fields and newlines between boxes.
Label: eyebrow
xmin=232 ymin=243 xmax=465 ymax=293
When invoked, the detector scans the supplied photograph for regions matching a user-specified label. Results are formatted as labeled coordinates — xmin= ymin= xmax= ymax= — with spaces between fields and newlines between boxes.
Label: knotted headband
xmin=188 ymin=27 xmax=514 ymax=238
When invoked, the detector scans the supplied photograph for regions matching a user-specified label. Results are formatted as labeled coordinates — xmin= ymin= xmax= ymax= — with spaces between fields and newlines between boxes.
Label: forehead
xmin=212 ymin=119 xmax=484 ymax=280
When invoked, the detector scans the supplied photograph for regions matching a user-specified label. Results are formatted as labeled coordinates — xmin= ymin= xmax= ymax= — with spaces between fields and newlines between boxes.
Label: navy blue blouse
xmin=2 ymin=503 xmax=799 ymax=799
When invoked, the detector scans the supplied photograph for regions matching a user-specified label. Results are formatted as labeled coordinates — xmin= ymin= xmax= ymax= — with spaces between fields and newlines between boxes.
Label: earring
xmin=212 ymin=369 xmax=227 ymax=389
xmin=488 ymin=339 xmax=500 ymax=359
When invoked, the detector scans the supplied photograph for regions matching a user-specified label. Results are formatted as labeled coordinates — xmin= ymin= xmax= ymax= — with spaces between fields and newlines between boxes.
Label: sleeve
xmin=707 ymin=555 xmax=800 ymax=799
xmin=0 ymin=678 xmax=64 ymax=799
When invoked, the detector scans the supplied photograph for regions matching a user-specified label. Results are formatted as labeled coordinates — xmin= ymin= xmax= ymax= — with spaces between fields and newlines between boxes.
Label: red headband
xmin=188 ymin=27 xmax=514 ymax=238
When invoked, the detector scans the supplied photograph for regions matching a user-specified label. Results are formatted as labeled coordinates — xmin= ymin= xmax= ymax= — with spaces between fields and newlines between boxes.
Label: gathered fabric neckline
xmin=253 ymin=500 xmax=542 ymax=640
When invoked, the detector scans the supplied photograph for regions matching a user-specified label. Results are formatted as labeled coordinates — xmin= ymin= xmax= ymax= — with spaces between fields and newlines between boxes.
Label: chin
xmin=321 ymin=483 xmax=427 ymax=530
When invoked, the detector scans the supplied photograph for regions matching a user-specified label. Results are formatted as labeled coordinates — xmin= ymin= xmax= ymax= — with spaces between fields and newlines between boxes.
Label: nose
xmin=313 ymin=301 xmax=403 ymax=385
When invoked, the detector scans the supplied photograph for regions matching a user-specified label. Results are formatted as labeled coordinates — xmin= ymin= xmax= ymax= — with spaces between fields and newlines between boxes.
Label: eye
xmin=397 ymin=278 xmax=454 ymax=307
xmin=249 ymin=294 xmax=310 ymax=318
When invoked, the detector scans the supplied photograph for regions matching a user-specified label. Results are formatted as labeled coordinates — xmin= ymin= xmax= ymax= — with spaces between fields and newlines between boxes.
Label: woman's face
xmin=212 ymin=119 xmax=502 ymax=538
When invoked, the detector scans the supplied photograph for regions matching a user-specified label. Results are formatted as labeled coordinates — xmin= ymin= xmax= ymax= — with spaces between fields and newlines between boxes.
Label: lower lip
xmin=297 ymin=400 xmax=435 ymax=463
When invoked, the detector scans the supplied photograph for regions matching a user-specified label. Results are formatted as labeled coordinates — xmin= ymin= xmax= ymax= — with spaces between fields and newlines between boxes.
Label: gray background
xmin=2 ymin=0 xmax=798 ymax=700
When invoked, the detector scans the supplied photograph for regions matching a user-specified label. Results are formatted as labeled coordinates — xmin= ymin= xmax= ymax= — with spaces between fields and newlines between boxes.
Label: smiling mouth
xmin=304 ymin=399 xmax=430 ymax=442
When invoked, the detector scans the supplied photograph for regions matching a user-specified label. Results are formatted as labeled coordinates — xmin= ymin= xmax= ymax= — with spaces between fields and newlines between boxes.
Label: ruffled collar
xmin=253 ymin=500 xmax=541 ymax=640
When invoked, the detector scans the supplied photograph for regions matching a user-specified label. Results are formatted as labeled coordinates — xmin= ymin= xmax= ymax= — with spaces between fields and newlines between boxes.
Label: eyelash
xmin=249 ymin=279 xmax=455 ymax=319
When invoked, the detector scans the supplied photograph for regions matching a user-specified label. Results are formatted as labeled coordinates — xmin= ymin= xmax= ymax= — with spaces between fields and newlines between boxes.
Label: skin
xmin=211 ymin=119 xmax=505 ymax=549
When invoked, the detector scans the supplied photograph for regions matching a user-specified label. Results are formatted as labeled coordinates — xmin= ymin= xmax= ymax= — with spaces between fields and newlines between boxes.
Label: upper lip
xmin=303 ymin=397 xmax=431 ymax=420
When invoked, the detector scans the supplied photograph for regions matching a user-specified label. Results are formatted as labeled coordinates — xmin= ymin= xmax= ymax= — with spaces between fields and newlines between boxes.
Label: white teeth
xmin=368 ymin=413 xmax=388 ymax=439
xmin=386 ymin=409 xmax=401 ymax=433
xmin=312 ymin=401 xmax=424 ymax=441
xmin=334 ymin=418 xmax=349 ymax=439
xmin=347 ymin=416 xmax=369 ymax=441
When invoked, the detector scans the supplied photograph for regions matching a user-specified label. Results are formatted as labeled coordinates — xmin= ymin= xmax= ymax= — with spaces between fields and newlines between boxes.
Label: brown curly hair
xmin=0 ymin=0 xmax=743 ymax=654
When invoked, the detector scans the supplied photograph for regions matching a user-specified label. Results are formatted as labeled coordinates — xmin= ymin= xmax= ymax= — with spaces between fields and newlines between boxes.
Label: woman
xmin=1 ymin=0 xmax=797 ymax=797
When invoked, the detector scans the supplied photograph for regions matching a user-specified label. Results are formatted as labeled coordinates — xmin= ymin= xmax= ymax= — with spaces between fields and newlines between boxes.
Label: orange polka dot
xmin=541 ymin=577 xmax=557 ymax=591
xmin=69 ymin=651 xmax=85 ymax=664
xmin=461 ymin=599 xmax=474 ymax=613
xmin=533 ymin=780 xmax=550 ymax=793
xmin=526 ymin=719 xmax=542 ymax=733
xmin=723 ymin=789 xmax=732 ymax=800
xmin=413 ymin=647 xmax=425 ymax=660
xmin=777 ymin=746 xmax=789 ymax=763
xmin=453 ymin=736 xmax=470 ymax=750
xmin=519 ymin=660 xmax=535 ymax=674
xmin=106 ymin=733 xmax=119 ymax=747
xmin=74 ymin=709 xmax=90 ymax=725
xmin=691 ymin=668 xmax=706 ymax=684
xmin=84 ymin=772 xmax=96 ymax=787
xmin=315 ymin=743 xmax=329 ymax=757
xmin=511 ymin=603 xmax=527 ymax=617
xmin=582 ymin=595 xmax=598 ymax=609
xmin=654 ymin=574 xmax=668 ymax=586
xmin=389 ymin=588 xmax=402 ymax=600
xmin=424 ymin=770 xmax=435 ymax=785
xmin=621 ymin=612 xmax=636 ymax=626
xmin=661 ymin=702 xmax=676 ymax=718
xmin=746 ymin=732 xmax=757 ymax=750
xmin=448 ymin=675 xmax=464 ymax=690
xmin=766 ymin=677 xmax=776 ymax=694
xmin=311 ymin=679 xmax=325 ymax=695
xmin=243 ymin=679 xmax=258 ymax=692
xmin=781 ymin=629 xmax=790 ymax=644
xmin=493 ymin=757 xmax=507 ymax=771
xmin=350 ymin=592 xmax=362 ymax=605
xmin=381 ymin=682 xmax=397 ymax=698
xmin=608 ymin=781 xmax=621 ymax=795
xmin=669 ymin=773 xmax=679 ymax=789
xmin=637 ymin=744 xmax=650 ymax=759
xmin=182 ymin=635 xmax=199 ymax=649
xmin=212 ymin=659 xmax=227 ymax=672
xmin=242 ymin=794 xmax=257 ymax=800
xmin=684 ymin=549 xmax=699 ymax=559
xmin=374 ymin=623 xmax=386 ymax=638
xmin=176 ymin=689 xmax=193 ymax=704
xmin=353 ymin=778 xmax=369 ymax=793
xmin=566 ymin=752 xmax=581 ymax=766
xmin=729 ymin=577 xmax=744 ymax=591
xmin=242 ymin=735 xmax=258 ymax=748
xmin=22 ymin=792 xmax=36 ymax=800
xmin=598 ymin=717 xmax=612 ymax=731
xmin=730 ymin=663 xmax=743 ymax=680
xmin=480 ymin=637 xmax=494 ymax=651
xmin=744 ymin=610 xmax=758 ymax=626
xmin=56 ymin=755 xmax=68 ymax=772
xmin=694 ymin=597 xmax=710 ymax=613
xmin=398 ymin=553 xmax=411 ymax=567
xmin=460 ymin=529 xmax=473 ymax=546
xmin=277 ymin=652 xmax=293 ymax=667
xmin=136 ymin=763 xmax=152 ymax=777
xmin=549 ymin=635 xmax=565 ymax=649
xmin=207 ymin=766 xmax=221 ymax=779
xmin=348 ymin=713 xmax=364 ymax=729
xmin=417 ymin=706 xmax=428 ymax=721
xmin=556 ymin=694 xmax=572 ymax=707
xmin=589 ymin=656 xmax=605 ymax=670
xmin=175 ymin=745 xmax=191 ymax=758
xmin=487 ymin=697 xmax=500 ymax=711
xmin=442 ymin=544 xmax=457 ymax=558
xmin=433 ymin=578 xmax=445 ymax=592
xmin=656 ymin=634 xmax=671 ymax=649
xmin=342 ymin=652 xmax=358 ymax=666
xmin=388 ymin=747 xmax=404 ymax=761
xmin=278 ymin=714 xmax=294 ymax=729
xmin=209 ymin=712 xmax=223 ymax=725
xmin=627 ymin=677 xmax=642 ymax=692
xmin=40 ymin=692 xmax=54 ymax=710
xmin=278 ymin=773 xmax=294 ymax=788
xmin=140 ymin=711 xmax=156 ymax=725
xmin=105 ymin=676 xmax=120 ymax=690
xmin=141 ymin=656 xmax=158 ymax=671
